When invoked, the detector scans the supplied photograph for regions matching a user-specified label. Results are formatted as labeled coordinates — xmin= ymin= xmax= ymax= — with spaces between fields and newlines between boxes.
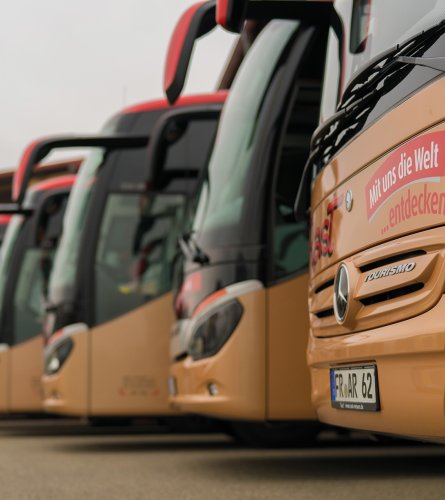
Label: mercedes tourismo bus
xmin=167 ymin=1 xmax=332 ymax=443
xmin=41 ymin=94 xmax=225 ymax=419
xmin=301 ymin=0 xmax=445 ymax=441
xmin=0 ymin=171 xmax=75 ymax=413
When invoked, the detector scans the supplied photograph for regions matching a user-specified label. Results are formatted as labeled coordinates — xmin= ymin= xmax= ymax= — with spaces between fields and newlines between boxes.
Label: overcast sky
xmin=0 ymin=1 xmax=237 ymax=169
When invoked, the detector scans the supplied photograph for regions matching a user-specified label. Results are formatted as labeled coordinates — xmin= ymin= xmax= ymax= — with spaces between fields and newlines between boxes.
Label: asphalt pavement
xmin=0 ymin=419 xmax=444 ymax=500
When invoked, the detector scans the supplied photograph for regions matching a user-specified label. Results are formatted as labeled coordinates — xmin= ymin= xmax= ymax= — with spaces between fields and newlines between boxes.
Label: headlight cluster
xmin=45 ymin=338 xmax=73 ymax=375
xmin=188 ymin=299 xmax=243 ymax=360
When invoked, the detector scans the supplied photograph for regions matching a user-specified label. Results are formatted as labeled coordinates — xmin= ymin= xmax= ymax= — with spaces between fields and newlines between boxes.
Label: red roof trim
xmin=12 ymin=139 xmax=45 ymax=202
xmin=0 ymin=215 xmax=12 ymax=225
xmin=29 ymin=174 xmax=76 ymax=193
xmin=122 ymin=91 xmax=228 ymax=116
xmin=216 ymin=0 xmax=229 ymax=28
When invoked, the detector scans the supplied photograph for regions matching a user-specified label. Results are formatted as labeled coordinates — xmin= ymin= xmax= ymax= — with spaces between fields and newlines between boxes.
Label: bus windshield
xmin=192 ymin=20 xmax=300 ymax=248
xmin=48 ymin=149 xmax=104 ymax=304
xmin=94 ymin=192 xmax=185 ymax=324
xmin=321 ymin=0 xmax=445 ymax=119
xmin=0 ymin=215 xmax=24 ymax=334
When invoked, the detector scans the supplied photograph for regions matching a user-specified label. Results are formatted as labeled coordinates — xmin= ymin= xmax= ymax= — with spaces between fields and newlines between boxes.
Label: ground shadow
xmin=0 ymin=416 xmax=223 ymax=438
xmin=53 ymin=436 xmax=240 ymax=454
xmin=192 ymin=447 xmax=445 ymax=481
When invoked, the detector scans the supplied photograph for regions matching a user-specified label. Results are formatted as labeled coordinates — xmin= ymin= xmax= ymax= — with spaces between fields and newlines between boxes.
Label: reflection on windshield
xmin=0 ymin=215 xmax=24 ymax=330
xmin=48 ymin=149 xmax=104 ymax=304
xmin=95 ymin=192 xmax=185 ymax=325
xmin=321 ymin=0 xmax=445 ymax=119
xmin=192 ymin=20 xmax=299 ymax=248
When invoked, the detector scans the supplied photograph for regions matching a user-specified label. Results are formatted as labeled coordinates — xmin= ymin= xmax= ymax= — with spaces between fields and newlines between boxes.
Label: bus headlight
xmin=45 ymin=338 xmax=73 ymax=375
xmin=188 ymin=299 xmax=243 ymax=360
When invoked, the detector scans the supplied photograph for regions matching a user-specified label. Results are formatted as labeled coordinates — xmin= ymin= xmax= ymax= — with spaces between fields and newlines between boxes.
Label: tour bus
xmin=41 ymin=94 xmax=225 ymax=420
xmin=0 ymin=160 xmax=75 ymax=413
xmin=299 ymin=0 xmax=445 ymax=442
xmin=166 ymin=1 xmax=332 ymax=443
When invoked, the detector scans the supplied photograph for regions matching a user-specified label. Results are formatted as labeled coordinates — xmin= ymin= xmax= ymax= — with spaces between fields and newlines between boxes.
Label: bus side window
xmin=272 ymin=81 xmax=322 ymax=280
xmin=350 ymin=0 xmax=371 ymax=54
xmin=272 ymin=150 xmax=309 ymax=280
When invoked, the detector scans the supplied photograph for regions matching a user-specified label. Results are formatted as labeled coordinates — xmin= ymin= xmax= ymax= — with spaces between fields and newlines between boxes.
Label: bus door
xmin=266 ymin=76 xmax=325 ymax=419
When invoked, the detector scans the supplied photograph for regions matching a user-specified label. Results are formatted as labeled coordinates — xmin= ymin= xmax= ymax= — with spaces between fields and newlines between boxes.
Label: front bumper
xmin=42 ymin=324 xmax=88 ymax=416
xmin=169 ymin=286 xmax=267 ymax=420
xmin=309 ymin=295 xmax=445 ymax=440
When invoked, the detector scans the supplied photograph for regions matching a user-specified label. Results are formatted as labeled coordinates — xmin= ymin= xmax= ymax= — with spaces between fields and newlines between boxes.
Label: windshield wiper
xmin=396 ymin=55 xmax=445 ymax=73
xmin=309 ymin=20 xmax=445 ymax=174
xmin=178 ymin=231 xmax=209 ymax=265
xmin=340 ymin=20 xmax=445 ymax=109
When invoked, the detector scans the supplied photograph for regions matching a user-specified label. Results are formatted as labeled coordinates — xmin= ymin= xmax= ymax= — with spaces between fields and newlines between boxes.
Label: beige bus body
xmin=43 ymin=294 xmax=176 ymax=416
xmin=171 ymin=274 xmax=316 ymax=421
xmin=0 ymin=340 xmax=44 ymax=413
xmin=309 ymin=77 xmax=445 ymax=440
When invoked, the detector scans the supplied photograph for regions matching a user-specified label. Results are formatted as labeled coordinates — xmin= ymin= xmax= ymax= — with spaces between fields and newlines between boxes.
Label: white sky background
xmin=0 ymin=0 xmax=237 ymax=169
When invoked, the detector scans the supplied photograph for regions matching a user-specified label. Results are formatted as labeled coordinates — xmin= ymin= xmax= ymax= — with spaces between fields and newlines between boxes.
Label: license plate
xmin=330 ymin=365 xmax=380 ymax=411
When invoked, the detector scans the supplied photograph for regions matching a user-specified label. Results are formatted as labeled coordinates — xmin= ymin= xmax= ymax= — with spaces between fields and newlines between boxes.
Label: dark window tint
xmin=350 ymin=0 xmax=371 ymax=54
xmin=164 ymin=120 xmax=218 ymax=172
xmin=107 ymin=120 xmax=218 ymax=192
xmin=107 ymin=148 xmax=148 ymax=191
xmin=104 ymin=109 xmax=164 ymax=135
xmin=272 ymin=83 xmax=323 ymax=279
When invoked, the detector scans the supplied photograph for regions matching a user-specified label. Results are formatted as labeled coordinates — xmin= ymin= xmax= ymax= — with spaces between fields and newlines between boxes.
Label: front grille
xmin=315 ymin=308 xmax=334 ymax=319
xmin=315 ymin=278 xmax=334 ymax=294
xmin=359 ymin=250 xmax=426 ymax=273
xmin=359 ymin=282 xmax=424 ymax=306
xmin=310 ymin=228 xmax=445 ymax=338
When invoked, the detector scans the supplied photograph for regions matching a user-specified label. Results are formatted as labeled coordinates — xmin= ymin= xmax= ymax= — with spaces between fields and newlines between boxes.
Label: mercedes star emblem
xmin=334 ymin=263 xmax=350 ymax=323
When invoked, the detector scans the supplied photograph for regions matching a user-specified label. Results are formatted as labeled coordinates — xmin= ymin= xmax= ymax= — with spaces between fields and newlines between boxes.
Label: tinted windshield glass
xmin=321 ymin=0 xmax=445 ymax=119
xmin=95 ymin=192 xmax=185 ymax=324
xmin=192 ymin=20 xmax=299 ymax=248
xmin=48 ymin=149 xmax=105 ymax=304
xmin=0 ymin=216 xmax=24 ymax=328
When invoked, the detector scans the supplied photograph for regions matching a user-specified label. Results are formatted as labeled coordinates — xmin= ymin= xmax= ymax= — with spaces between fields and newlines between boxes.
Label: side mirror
xmin=146 ymin=104 xmax=224 ymax=189
xmin=12 ymin=135 xmax=149 ymax=206
xmin=216 ymin=0 xmax=248 ymax=33
xmin=164 ymin=1 xmax=217 ymax=104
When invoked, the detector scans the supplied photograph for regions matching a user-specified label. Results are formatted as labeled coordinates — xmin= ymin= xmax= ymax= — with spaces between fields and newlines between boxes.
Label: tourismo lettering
xmin=311 ymin=194 xmax=343 ymax=267
xmin=364 ymin=262 xmax=416 ymax=282
xmin=365 ymin=131 xmax=445 ymax=221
